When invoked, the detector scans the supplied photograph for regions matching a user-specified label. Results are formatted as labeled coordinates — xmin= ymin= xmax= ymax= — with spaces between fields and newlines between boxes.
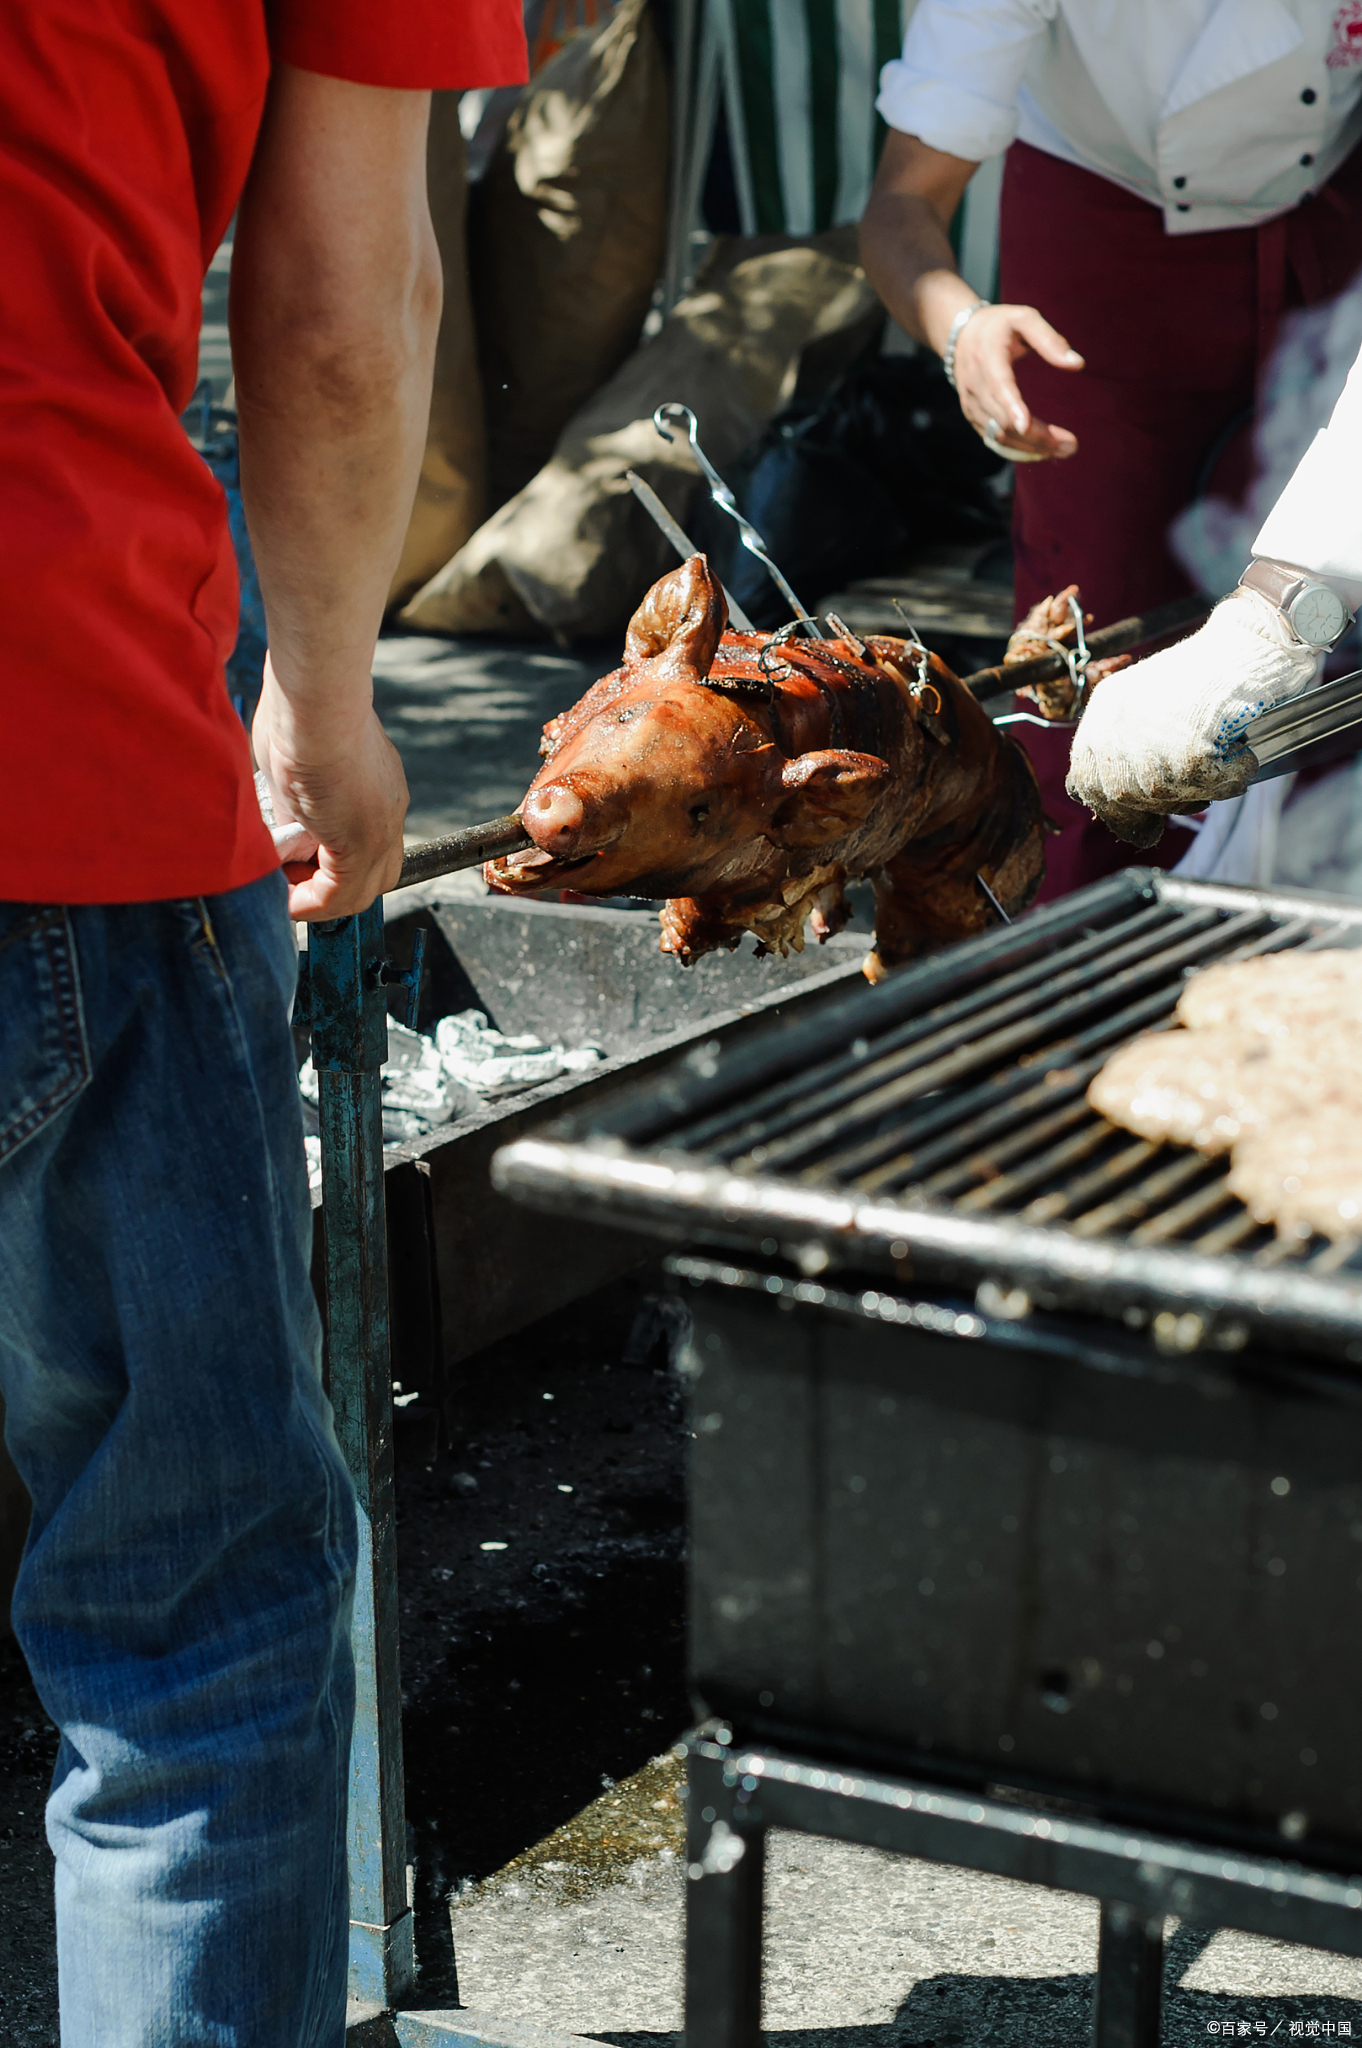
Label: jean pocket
xmin=0 ymin=905 xmax=90 ymax=1166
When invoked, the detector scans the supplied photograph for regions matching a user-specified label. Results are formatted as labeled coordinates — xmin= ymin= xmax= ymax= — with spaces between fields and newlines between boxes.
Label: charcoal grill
xmin=494 ymin=870 xmax=1362 ymax=1359
xmin=493 ymin=871 xmax=1362 ymax=2048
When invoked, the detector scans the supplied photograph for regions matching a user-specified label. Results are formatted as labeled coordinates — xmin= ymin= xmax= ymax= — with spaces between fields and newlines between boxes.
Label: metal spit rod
xmin=966 ymin=591 xmax=1212 ymax=710
xmin=624 ymin=469 xmax=756 ymax=630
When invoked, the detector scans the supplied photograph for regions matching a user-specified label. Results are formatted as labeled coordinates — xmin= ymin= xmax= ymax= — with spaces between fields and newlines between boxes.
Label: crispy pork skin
xmin=486 ymin=555 xmax=1046 ymax=979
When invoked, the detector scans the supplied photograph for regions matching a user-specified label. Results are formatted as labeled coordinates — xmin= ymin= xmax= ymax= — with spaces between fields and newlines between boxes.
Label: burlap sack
xmin=472 ymin=0 xmax=668 ymax=512
xmin=402 ymin=230 xmax=880 ymax=643
xmin=387 ymin=94 xmax=487 ymax=611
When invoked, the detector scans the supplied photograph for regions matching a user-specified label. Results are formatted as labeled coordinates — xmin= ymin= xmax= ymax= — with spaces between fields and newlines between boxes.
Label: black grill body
xmin=684 ymin=1262 xmax=1362 ymax=1864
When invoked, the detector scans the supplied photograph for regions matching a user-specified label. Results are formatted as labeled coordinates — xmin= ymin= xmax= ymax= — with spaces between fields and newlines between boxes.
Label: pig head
xmin=485 ymin=557 xmax=896 ymax=931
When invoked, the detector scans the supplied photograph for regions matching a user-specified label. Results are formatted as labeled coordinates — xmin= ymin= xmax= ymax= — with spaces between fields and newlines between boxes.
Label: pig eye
xmin=618 ymin=706 xmax=637 ymax=723
xmin=690 ymin=804 xmax=710 ymax=827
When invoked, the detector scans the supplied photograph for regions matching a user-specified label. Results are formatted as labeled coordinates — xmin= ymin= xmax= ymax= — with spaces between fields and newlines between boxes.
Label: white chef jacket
xmin=878 ymin=0 xmax=1362 ymax=235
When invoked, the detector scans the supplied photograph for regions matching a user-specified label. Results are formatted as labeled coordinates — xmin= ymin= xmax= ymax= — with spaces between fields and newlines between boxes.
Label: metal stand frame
xmin=310 ymin=911 xmax=585 ymax=2047
xmin=683 ymin=1731 xmax=1362 ymax=2048
xmin=311 ymin=907 xmax=416 ymax=2011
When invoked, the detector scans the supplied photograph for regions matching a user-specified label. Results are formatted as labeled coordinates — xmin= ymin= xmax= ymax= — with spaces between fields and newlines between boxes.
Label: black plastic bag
xmin=714 ymin=354 xmax=1009 ymax=629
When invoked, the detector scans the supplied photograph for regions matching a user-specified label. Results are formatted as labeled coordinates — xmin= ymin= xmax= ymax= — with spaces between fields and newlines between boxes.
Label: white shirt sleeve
xmin=1252 ymin=340 xmax=1362 ymax=589
xmin=876 ymin=0 xmax=1057 ymax=162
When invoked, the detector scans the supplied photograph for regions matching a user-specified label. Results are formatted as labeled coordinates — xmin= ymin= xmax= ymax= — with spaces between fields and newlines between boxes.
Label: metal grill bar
xmin=687 ymin=901 xmax=1178 ymax=1162
xmin=955 ymin=1116 xmax=1116 ymax=1213
xmin=771 ymin=913 xmax=1319 ymax=1195
xmin=590 ymin=870 xmax=1153 ymax=1150
xmin=1192 ymin=1202 xmax=1263 ymax=1256
xmin=1313 ymin=1236 xmax=1362 ymax=1273
xmin=869 ymin=1061 xmax=1109 ymax=1196
xmin=1129 ymin=1175 xmax=1242 ymax=1246
xmin=918 ymin=1090 xmax=1094 ymax=1199
xmin=825 ymin=987 xmax=1187 ymax=1189
xmin=748 ymin=909 xmax=1268 ymax=1179
xmin=1067 ymin=1145 xmax=1212 ymax=1239
xmin=495 ymin=876 xmax=1362 ymax=1355
xmin=1021 ymin=1137 xmax=1160 ymax=1225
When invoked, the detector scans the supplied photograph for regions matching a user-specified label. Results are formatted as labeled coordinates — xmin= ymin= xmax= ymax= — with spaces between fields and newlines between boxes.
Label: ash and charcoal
xmin=300 ymin=1008 xmax=603 ymax=1184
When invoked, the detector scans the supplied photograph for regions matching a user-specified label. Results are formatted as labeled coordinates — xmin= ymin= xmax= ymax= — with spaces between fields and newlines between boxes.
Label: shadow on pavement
xmin=593 ymin=1920 xmax=1362 ymax=2044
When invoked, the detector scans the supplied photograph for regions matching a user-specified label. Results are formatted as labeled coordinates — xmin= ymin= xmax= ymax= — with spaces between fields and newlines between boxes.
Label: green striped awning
xmin=722 ymin=0 xmax=910 ymax=234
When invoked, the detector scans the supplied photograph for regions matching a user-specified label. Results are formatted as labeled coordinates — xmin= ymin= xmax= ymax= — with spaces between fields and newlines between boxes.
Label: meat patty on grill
xmin=1088 ymin=1027 xmax=1317 ymax=1153
xmin=1090 ymin=947 xmax=1362 ymax=1237
xmin=1175 ymin=949 xmax=1362 ymax=1039
xmin=1228 ymin=1117 xmax=1362 ymax=1241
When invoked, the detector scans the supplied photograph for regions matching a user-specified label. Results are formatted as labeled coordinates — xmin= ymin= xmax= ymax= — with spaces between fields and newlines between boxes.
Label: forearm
xmin=859 ymin=149 xmax=978 ymax=353
xmin=230 ymin=66 xmax=441 ymax=745
xmin=1251 ymin=341 xmax=1362 ymax=603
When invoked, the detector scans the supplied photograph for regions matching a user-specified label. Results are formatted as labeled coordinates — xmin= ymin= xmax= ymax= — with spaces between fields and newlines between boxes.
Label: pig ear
xmin=624 ymin=555 xmax=727 ymax=677
xmin=770 ymin=750 xmax=890 ymax=848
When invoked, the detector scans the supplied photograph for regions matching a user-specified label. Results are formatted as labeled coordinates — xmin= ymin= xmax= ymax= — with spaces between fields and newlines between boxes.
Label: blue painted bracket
xmin=309 ymin=905 xmax=416 ymax=2011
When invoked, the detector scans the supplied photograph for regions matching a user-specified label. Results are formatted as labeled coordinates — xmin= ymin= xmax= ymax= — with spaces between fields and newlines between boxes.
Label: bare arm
xmin=859 ymin=130 xmax=1083 ymax=460
xmin=230 ymin=64 xmax=442 ymax=918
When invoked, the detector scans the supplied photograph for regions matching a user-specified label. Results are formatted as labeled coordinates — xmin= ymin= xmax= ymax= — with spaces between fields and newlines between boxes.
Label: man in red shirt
xmin=0 ymin=4 xmax=523 ymax=2042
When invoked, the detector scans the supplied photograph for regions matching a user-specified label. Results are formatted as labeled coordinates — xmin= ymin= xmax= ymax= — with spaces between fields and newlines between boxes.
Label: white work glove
xmin=1065 ymin=589 xmax=1319 ymax=847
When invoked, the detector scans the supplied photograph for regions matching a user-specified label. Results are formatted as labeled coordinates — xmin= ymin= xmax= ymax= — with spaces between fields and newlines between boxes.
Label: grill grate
xmin=647 ymin=891 xmax=1358 ymax=1272
xmin=494 ymin=872 xmax=1362 ymax=1358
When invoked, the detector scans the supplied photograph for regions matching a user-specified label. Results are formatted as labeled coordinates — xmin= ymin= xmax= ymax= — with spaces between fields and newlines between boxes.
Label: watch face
xmin=1290 ymin=585 xmax=1348 ymax=646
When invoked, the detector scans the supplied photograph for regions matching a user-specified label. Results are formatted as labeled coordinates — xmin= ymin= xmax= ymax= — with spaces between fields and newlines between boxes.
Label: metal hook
xmin=653 ymin=402 xmax=824 ymax=638
xmin=887 ymin=598 xmax=936 ymax=699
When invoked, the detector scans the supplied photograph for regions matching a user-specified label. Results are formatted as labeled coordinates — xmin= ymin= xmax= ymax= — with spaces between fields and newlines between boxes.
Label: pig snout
xmin=522 ymin=781 xmax=588 ymax=857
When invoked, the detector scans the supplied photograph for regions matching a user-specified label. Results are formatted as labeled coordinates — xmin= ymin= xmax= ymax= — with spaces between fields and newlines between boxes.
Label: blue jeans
xmin=0 ymin=874 xmax=357 ymax=2047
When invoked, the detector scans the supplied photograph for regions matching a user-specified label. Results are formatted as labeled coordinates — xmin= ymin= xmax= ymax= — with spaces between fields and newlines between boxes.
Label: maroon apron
xmin=998 ymin=137 xmax=1362 ymax=901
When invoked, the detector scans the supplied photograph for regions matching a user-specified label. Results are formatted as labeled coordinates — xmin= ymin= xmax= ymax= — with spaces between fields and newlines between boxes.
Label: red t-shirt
xmin=0 ymin=1 xmax=525 ymax=904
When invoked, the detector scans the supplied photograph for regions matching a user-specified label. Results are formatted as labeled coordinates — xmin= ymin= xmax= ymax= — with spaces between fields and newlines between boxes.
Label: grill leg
xmin=1092 ymin=1899 xmax=1165 ymax=2048
xmin=311 ymin=908 xmax=416 ymax=2011
xmin=685 ymin=1754 xmax=765 ymax=2048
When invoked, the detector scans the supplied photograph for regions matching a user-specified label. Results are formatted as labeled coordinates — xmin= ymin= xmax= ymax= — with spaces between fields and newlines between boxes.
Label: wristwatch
xmin=1239 ymin=558 xmax=1355 ymax=650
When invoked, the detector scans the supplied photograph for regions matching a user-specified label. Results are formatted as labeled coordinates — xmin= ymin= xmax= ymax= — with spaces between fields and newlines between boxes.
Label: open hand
xmin=252 ymin=653 xmax=409 ymax=920
xmin=951 ymin=303 xmax=1084 ymax=460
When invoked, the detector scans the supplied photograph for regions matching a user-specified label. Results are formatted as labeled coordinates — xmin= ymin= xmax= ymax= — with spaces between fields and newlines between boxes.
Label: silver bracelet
xmin=942 ymin=299 xmax=990 ymax=390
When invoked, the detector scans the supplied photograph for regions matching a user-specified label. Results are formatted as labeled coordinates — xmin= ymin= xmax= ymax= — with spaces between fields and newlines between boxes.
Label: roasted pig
xmin=485 ymin=556 xmax=1045 ymax=980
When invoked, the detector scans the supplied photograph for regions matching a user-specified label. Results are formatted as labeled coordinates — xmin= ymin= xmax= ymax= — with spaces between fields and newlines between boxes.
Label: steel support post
xmin=310 ymin=906 xmax=416 ymax=2009
xmin=684 ymin=1745 xmax=766 ymax=2048
xmin=1092 ymin=1901 xmax=1165 ymax=2048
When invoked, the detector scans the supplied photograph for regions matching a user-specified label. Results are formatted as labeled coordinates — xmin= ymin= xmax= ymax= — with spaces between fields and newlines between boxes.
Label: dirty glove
xmin=1065 ymin=589 xmax=1319 ymax=847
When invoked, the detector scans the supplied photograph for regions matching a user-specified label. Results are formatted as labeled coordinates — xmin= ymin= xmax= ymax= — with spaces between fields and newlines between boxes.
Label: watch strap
xmin=1238 ymin=557 xmax=1353 ymax=649
xmin=1239 ymin=558 xmax=1307 ymax=613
